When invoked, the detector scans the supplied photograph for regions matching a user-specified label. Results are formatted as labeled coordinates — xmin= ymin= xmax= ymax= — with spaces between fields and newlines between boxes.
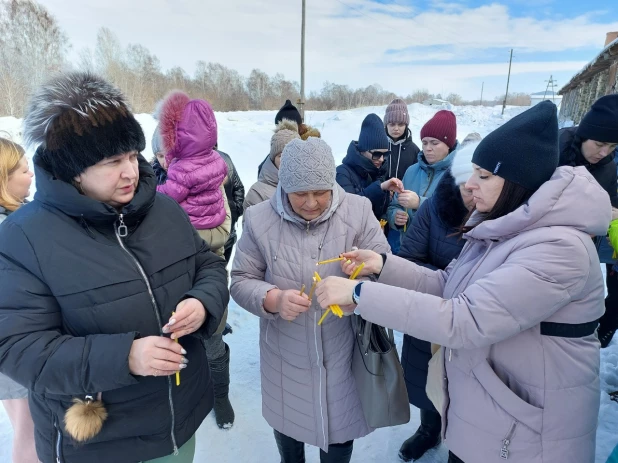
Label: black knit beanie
xmin=577 ymin=94 xmax=618 ymax=143
xmin=275 ymin=99 xmax=302 ymax=126
xmin=23 ymin=72 xmax=145 ymax=183
xmin=472 ymin=100 xmax=559 ymax=191
xmin=358 ymin=114 xmax=390 ymax=152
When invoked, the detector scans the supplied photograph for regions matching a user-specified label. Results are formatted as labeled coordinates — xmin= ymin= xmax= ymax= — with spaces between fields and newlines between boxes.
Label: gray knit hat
xmin=279 ymin=138 xmax=336 ymax=193
xmin=152 ymin=125 xmax=163 ymax=155
xmin=384 ymin=98 xmax=410 ymax=126
xmin=270 ymin=119 xmax=300 ymax=161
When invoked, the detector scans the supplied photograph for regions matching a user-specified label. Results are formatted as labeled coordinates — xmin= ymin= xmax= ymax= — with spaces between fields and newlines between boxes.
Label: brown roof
xmin=559 ymin=37 xmax=618 ymax=94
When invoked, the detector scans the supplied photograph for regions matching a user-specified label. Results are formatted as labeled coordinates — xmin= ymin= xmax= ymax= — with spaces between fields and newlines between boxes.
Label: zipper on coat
xmin=54 ymin=418 xmax=63 ymax=463
xmin=422 ymin=170 xmax=435 ymax=196
xmin=115 ymin=213 xmax=179 ymax=455
xmin=500 ymin=421 xmax=517 ymax=460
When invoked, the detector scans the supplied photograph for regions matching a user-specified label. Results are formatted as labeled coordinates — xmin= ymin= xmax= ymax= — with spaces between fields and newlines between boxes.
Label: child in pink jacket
xmin=157 ymin=91 xmax=230 ymax=253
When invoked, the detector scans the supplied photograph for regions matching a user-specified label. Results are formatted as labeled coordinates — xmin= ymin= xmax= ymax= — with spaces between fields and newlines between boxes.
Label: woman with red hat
xmin=387 ymin=110 xmax=459 ymax=247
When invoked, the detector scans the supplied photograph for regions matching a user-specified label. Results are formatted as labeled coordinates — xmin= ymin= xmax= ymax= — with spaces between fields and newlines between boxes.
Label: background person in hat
xmin=244 ymin=119 xmax=300 ymax=213
xmin=231 ymin=137 xmax=389 ymax=463
xmin=316 ymin=101 xmax=609 ymax=463
xmin=336 ymin=113 xmax=404 ymax=221
xmin=559 ymin=94 xmax=618 ymax=348
xmin=0 ymin=72 xmax=228 ymax=463
xmin=256 ymin=99 xmax=321 ymax=177
xmin=387 ymin=110 xmax=458 ymax=252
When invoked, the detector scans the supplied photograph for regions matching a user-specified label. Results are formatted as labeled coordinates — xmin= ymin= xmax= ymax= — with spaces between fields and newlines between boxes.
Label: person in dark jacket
xmin=383 ymin=99 xmax=421 ymax=253
xmin=214 ymin=144 xmax=245 ymax=264
xmin=0 ymin=72 xmax=229 ymax=463
xmin=256 ymin=99 xmax=321 ymax=176
xmin=336 ymin=113 xmax=403 ymax=220
xmin=384 ymin=98 xmax=420 ymax=181
xmin=558 ymin=94 xmax=618 ymax=347
xmin=396 ymin=144 xmax=476 ymax=462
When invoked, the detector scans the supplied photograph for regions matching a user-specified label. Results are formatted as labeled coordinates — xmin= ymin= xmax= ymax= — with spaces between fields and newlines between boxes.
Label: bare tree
xmin=0 ymin=0 xmax=69 ymax=115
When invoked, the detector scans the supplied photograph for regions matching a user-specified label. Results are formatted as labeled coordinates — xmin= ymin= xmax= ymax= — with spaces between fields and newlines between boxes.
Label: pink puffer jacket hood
xmin=156 ymin=91 xmax=228 ymax=229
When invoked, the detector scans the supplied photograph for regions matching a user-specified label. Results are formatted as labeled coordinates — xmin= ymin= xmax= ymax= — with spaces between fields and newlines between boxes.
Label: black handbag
xmin=351 ymin=315 xmax=411 ymax=428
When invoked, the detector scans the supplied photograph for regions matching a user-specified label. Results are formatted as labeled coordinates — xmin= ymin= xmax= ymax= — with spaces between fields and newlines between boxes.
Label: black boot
xmin=398 ymin=409 xmax=441 ymax=461
xmin=210 ymin=343 xmax=235 ymax=429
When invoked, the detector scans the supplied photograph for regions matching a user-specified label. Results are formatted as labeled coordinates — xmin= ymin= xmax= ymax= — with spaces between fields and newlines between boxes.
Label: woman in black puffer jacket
xmin=558 ymin=95 xmax=618 ymax=347
xmin=396 ymin=143 xmax=477 ymax=462
xmin=0 ymin=73 xmax=229 ymax=463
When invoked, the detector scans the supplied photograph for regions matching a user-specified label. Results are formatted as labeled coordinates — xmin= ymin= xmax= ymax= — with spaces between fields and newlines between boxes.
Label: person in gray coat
xmin=231 ymin=137 xmax=390 ymax=462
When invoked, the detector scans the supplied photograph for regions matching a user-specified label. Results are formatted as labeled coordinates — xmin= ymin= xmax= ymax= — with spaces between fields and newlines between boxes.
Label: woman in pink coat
xmin=316 ymin=102 xmax=610 ymax=463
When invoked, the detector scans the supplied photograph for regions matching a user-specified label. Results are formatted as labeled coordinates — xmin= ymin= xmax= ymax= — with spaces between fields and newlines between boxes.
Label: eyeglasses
xmin=369 ymin=150 xmax=391 ymax=161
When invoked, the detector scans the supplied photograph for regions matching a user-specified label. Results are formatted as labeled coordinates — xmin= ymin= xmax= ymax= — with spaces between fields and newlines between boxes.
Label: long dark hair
xmin=460 ymin=179 xmax=534 ymax=233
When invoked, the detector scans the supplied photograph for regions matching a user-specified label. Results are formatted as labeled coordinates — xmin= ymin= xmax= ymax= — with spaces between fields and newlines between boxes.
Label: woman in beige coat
xmin=231 ymin=137 xmax=390 ymax=462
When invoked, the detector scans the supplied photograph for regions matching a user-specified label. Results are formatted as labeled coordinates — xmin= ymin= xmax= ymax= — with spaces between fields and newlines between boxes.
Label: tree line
xmin=0 ymin=0 xmax=531 ymax=118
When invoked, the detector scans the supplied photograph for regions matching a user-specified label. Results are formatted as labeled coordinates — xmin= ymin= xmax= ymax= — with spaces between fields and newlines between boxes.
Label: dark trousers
xmin=273 ymin=430 xmax=354 ymax=463
xmin=601 ymin=264 xmax=618 ymax=325
xmin=448 ymin=451 xmax=464 ymax=463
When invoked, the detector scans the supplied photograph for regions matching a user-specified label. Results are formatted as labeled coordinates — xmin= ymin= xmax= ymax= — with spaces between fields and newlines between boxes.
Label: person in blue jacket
xmin=336 ymin=113 xmax=403 ymax=220
xmin=388 ymin=110 xmax=458 ymax=248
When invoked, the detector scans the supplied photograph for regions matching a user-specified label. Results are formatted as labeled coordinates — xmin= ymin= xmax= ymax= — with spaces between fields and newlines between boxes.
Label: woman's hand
xmin=163 ymin=298 xmax=207 ymax=340
xmin=398 ymin=190 xmax=420 ymax=210
xmin=340 ymin=249 xmax=383 ymax=276
xmin=394 ymin=210 xmax=409 ymax=227
xmin=315 ymin=277 xmax=358 ymax=310
xmin=264 ymin=289 xmax=311 ymax=321
xmin=381 ymin=178 xmax=404 ymax=193
xmin=128 ymin=336 xmax=187 ymax=377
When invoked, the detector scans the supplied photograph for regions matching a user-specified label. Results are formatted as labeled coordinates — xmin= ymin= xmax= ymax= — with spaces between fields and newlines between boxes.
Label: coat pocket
xmin=472 ymin=360 xmax=543 ymax=435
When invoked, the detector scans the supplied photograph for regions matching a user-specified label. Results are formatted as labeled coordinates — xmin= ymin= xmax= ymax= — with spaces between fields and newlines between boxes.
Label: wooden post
xmin=299 ymin=0 xmax=306 ymax=120
xmin=502 ymin=49 xmax=513 ymax=115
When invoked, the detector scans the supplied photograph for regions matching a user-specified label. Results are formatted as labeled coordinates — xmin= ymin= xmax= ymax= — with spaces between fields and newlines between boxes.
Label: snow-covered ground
xmin=1 ymin=102 xmax=617 ymax=462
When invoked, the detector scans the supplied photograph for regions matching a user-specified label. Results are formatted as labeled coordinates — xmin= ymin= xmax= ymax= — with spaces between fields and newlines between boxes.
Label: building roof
xmin=559 ymin=37 xmax=618 ymax=94
xmin=530 ymin=91 xmax=562 ymax=97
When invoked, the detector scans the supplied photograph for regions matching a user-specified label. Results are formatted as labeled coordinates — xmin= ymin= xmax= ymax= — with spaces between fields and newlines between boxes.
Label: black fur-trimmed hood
xmin=432 ymin=170 xmax=468 ymax=229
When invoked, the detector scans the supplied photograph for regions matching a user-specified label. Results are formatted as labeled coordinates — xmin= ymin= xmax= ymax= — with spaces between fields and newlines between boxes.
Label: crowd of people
xmin=0 ymin=71 xmax=617 ymax=463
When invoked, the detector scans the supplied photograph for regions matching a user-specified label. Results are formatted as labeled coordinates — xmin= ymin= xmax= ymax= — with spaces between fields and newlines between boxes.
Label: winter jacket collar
xmin=387 ymin=127 xmax=411 ymax=146
xmin=417 ymin=143 xmax=459 ymax=174
xmin=466 ymin=166 xmax=611 ymax=243
xmin=433 ymin=171 xmax=468 ymax=229
xmin=259 ymin=157 xmax=280 ymax=188
xmin=342 ymin=141 xmax=384 ymax=180
xmin=33 ymin=148 xmax=157 ymax=227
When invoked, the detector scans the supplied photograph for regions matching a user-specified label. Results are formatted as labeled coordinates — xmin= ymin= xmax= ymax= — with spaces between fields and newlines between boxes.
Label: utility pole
xmin=502 ymin=49 xmax=513 ymax=115
xmin=480 ymin=82 xmax=484 ymax=106
xmin=299 ymin=0 xmax=306 ymax=120
xmin=544 ymin=75 xmax=558 ymax=102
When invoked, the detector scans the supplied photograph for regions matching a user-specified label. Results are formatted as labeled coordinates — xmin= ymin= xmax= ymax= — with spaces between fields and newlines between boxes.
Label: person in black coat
xmin=397 ymin=146 xmax=476 ymax=462
xmin=558 ymin=94 xmax=618 ymax=348
xmin=336 ymin=113 xmax=403 ymax=220
xmin=0 ymin=73 xmax=229 ymax=463
xmin=214 ymin=145 xmax=245 ymax=263
xmin=383 ymin=99 xmax=421 ymax=181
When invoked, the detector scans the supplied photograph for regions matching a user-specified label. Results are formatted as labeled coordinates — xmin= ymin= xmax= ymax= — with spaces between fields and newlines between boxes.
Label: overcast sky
xmin=39 ymin=0 xmax=618 ymax=100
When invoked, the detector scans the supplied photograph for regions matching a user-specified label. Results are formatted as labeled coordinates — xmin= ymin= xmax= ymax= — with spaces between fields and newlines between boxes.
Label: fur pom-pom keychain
xmin=64 ymin=393 xmax=107 ymax=442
